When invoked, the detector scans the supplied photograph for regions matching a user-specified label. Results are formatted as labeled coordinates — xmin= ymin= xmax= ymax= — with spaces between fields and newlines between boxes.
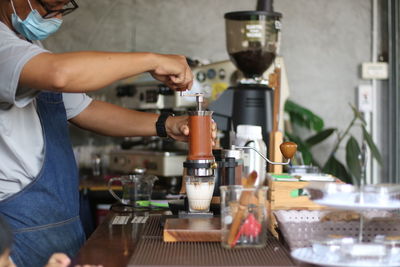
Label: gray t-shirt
xmin=0 ymin=22 xmax=92 ymax=200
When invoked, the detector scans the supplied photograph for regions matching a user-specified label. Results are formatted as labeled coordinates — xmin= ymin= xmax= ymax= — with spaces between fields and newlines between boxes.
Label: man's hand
xmin=166 ymin=116 xmax=217 ymax=146
xmin=45 ymin=253 xmax=103 ymax=267
xmin=45 ymin=253 xmax=70 ymax=267
xmin=150 ymin=54 xmax=193 ymax=91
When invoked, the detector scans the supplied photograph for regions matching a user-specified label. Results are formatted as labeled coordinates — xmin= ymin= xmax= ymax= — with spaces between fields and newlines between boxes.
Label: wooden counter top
xmin=72 ymin=209 xmax=317 ymax=267
xmin=72 ymin=210 xmax=152 ymax=267
xmin=80 ymin=176 xmax=121 ymax=191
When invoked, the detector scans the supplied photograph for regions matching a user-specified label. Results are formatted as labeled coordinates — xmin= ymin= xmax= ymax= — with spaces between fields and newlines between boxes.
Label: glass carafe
xmin=108 ymin=174 xmax=158 ymax=209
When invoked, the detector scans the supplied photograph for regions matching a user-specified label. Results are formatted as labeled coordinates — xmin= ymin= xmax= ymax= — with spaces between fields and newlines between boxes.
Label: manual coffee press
xmin=180 ymin=96 xmax=296 ymax=216
xmin=182 ymin=94 xmax=217 ymax=217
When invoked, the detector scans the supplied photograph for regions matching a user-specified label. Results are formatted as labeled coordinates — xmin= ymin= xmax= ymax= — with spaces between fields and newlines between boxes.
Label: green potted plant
xmin=284 ymin=100 xmax=383 ymax=184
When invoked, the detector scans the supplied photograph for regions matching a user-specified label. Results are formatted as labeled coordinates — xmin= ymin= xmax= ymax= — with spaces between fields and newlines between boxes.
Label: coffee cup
xmin=185 ymin=175 xmax=215 ymax=213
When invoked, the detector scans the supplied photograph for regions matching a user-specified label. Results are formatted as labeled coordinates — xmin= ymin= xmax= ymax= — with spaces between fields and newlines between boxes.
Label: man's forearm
xmin=20 ymin=51 xmax=156 ymax=92
xmin=70 ymin=100 xmax=159 ymax=137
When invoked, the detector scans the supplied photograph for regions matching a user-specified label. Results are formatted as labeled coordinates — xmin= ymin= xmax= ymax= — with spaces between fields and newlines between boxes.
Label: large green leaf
xmin=323 ymin=155 xmax=352 ymax=183
xmin=346 ymin=136 xmax=361 ymax=184
xmin=361 ymin=125 xmax=383 ymax=165
xmin=284 ymin=100 xmax=324 ymax=131
xmin=285 ymin=131 xmax=303 ymax=145
xmin=301 ymin=148 xmax=314 ymax=166
xmin=288 ymin=113 xmax=308 ymax=129
xmin=305 ymin=128 xmax=336 ymax=147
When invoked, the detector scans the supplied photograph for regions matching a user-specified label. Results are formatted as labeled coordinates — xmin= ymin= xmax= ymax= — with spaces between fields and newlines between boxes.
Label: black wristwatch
xmin=156 ymin=112 xmax=174 ymax=138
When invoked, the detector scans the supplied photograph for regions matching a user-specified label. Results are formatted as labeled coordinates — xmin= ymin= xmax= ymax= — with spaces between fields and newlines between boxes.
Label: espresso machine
xmin=209 ymin=2 xmax=282 ymax=146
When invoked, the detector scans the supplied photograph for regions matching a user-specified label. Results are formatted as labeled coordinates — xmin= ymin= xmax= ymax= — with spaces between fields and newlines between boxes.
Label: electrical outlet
xmin=358 ymin=84 xmax=373 ymax=112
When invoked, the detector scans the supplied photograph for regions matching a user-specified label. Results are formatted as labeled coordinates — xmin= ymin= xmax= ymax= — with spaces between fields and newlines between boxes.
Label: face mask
xmin=10 ymin=0 xmax=62 ymax=41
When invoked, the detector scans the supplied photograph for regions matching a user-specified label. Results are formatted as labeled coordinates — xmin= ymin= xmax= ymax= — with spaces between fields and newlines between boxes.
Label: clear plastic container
xmin=312 ymin=237 xmax=392 ymax=264
xmin=305 ymin=182 xmax=356 ymax=202
xmin=360 ymin=184 xmax=400 ymax=205
xmin=311 ymin=237 xmax=355 ymax=262
xmin=305 ymin=182 xmax=400 ymax=210
xmin=340 ymin=242 xmax=388 ymax=264
xmin=374 ymin=235 xmax=400 ymax=263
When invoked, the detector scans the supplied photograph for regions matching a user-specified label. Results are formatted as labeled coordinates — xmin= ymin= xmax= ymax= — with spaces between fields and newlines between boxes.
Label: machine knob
xmin=196 ymin=71 xmax=206 ymax=82
xmin=280 ymin=142 xmax=297 ymax=159
xmin=115 ymin=156 xmax=127 ymax=166
xmin=207 ymin=68 xmax=216 ymax=79
xmin=116 ymin=84 xmax=136 ymax=97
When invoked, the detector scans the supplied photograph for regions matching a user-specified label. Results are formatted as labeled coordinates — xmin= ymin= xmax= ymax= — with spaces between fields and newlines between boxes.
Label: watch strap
xmin=156 ymin=112 xmax=173 ymax=137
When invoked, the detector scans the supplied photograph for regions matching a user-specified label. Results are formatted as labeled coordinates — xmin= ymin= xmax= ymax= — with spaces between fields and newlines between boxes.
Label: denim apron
xmin=0 ymin=92 xmax=85 ymax=267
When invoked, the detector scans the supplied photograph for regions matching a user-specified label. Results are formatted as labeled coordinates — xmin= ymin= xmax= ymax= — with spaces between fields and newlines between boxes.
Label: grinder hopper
xmin=225 ymin=10 xmax=281 ymax=82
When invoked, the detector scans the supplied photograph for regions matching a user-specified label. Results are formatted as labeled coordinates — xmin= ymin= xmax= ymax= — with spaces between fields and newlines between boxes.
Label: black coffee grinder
xmin=210 ymin=2 xmax=282 ymax=146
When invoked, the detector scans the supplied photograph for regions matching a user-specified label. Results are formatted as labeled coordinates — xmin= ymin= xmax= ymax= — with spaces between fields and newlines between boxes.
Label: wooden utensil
xmin=227 ymin=171 xmax=258 ymax=247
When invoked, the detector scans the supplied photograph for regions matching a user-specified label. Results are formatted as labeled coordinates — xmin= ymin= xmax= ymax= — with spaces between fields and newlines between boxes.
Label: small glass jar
xmin=220 ymin=185 xmax=268 ymax=248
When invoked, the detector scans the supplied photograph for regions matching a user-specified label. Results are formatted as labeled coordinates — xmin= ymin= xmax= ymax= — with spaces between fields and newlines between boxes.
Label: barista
xmin=0 ymin=0 xmax=216 ymax=267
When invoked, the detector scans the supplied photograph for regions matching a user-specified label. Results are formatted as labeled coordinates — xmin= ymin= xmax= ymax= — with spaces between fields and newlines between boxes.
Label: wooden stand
xmin=268 ymin=68 xmax=283 ymax=174
xmin=268 ymin=131 xmax=283 ymax=173
xmin=163 ymin=217 xmax=221 ymax=242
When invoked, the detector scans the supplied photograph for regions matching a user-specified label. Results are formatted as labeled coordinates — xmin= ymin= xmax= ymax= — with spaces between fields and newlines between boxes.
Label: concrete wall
xmin=43 ymin=0 xmax=372 ymax=167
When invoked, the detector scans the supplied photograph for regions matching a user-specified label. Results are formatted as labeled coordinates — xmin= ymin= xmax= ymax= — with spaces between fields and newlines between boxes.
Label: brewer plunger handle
xmin=179 ymin=93 xmax=204 ymax=111
xmin=280 ymin=142 xmax=298 ymax=159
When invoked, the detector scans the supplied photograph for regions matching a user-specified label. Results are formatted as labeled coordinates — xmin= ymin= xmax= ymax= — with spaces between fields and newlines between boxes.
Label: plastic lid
xmin=236 ymin=124 xmax=263 ymax=140
xmin=224 ymin=10 xmax=282 ymax=20
xmin=96 ymin=204 xmax=111 ymax=210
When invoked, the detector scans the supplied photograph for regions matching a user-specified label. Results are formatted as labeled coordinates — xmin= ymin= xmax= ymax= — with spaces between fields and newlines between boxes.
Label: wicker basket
xmin=274 ymin=210 xmax=400 ymax=250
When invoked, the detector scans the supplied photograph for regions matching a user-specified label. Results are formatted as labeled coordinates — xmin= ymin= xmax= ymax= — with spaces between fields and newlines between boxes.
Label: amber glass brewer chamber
xmin=187 ymin=110 xmax=214 ymax=161
xmin=184 ymin=110 xmax=216 ymax=213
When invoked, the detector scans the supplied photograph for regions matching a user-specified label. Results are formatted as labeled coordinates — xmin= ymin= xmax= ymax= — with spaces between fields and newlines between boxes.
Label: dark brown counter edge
xmin=72 ymin=211 xmax=140 ymax=267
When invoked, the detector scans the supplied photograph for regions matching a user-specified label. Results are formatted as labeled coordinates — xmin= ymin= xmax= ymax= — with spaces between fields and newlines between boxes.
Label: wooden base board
xmin=163 ymin=217 xmax=221 ymax=242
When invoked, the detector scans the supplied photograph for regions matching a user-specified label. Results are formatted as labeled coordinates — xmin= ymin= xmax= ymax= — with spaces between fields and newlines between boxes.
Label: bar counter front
xmin=72 ymin=208 xmax=315 ymax=267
